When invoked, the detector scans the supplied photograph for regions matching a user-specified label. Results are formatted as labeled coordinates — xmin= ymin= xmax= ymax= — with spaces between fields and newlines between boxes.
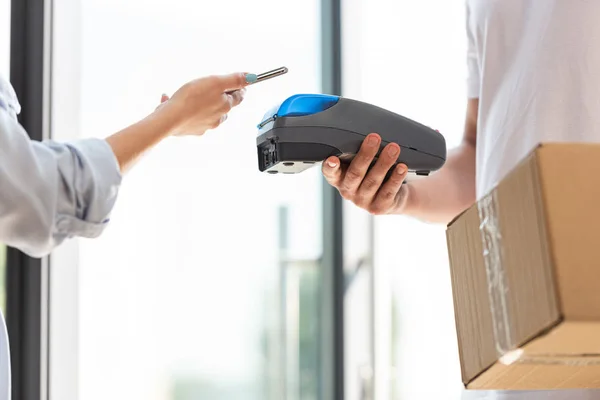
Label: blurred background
xmin=1 ymin=0 xmax=467 ymax=399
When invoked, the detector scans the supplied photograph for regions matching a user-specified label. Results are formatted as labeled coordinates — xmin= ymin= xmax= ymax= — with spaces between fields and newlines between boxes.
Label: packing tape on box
xmin=477 ymin=191 xmax=600 ymax=367
xmin=514 ymin=354 xmax=600 ymax=366
xmin=478 ymin=191 xmax=515 ymax=356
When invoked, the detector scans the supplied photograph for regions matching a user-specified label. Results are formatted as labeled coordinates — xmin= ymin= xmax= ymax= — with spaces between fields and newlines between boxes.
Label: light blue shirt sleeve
xmin=0 ymin=77 xmax=122 ymax=258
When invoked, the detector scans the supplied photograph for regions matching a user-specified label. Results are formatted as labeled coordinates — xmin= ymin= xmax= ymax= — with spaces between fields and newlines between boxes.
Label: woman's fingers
xmin=216 ymin=72 xmax=256 ymax=92
xmin=155 ymin=94 xmax=170 ymax=111
xmin=229 ymin=88 xmax=246 ymax=107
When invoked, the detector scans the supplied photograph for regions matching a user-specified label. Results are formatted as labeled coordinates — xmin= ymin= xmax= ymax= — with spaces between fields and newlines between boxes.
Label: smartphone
xmin=227 ymin=67 xmax=288 ymax=94
xmin=251 ymin=66 xmax=288 ymax=85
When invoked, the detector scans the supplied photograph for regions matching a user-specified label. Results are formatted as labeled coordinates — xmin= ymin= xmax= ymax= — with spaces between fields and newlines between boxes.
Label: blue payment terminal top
xmin=257 ymin=94 xmax=340 ymax=132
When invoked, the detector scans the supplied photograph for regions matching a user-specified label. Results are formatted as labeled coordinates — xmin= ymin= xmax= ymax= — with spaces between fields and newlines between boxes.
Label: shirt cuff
xmin=54 ymin=138 xmax=123 ymax=239
xmin=54 ymin=214 xmax=109 ymax=238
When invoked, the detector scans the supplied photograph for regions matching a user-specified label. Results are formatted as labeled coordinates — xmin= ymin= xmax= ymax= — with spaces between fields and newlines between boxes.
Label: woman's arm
xmin=107 ymin=73 xmax=249 ymax=172
xmin=0 ymin=72 xmax=250 ymax=257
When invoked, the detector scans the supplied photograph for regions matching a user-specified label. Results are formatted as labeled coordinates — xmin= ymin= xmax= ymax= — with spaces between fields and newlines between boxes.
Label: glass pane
xmin=75 ymin=1 xmax=322 ymax=400
xmin=343 ymin=0 xmax=466 ymax=398
xmin=340 ymin=2 xmax=378 ymax=398
xmin=0 ymin=0 xmax=9 ymax=77
xmin=342 ymin=201 xmax=373 ymax=400
xmin=0 ymin=0 xmax=11 ymax=316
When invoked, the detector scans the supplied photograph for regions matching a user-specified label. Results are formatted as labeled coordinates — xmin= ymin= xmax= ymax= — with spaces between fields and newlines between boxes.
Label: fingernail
xmin=368 ymin=135 xmax=379 ymax=146
xmin=327 ymin=160 xmax=337 ymax=168
xmin=388 ymin=145 xmax=399 ymax=156
xmin=245 ymin=73 xmax=257 ymax=84
xmin=397 ymin=164 xmax=407 ymax=175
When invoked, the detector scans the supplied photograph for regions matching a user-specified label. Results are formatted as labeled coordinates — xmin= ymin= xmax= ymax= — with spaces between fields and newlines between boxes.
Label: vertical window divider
xmin=320 ymin=0 xmax=344 ymax=399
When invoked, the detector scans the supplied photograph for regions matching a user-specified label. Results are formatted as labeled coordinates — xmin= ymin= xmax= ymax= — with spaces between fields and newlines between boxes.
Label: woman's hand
xmin=107 ymin=72 xmax=254 ymax=172
xmin=158 ymin=72 xmax=253 ymax=137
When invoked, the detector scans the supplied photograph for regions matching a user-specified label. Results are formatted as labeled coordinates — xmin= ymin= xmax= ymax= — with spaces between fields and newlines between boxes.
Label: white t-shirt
xmin=466 ymin=0 xmax=600 ymax=198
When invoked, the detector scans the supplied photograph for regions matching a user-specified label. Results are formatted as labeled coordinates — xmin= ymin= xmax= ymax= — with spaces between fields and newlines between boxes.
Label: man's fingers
xmin=356 ymin=143 xmax=401 ymax=201
xmin=322 ymin=156 xmax=344 ymax=187
xmin=340 ymin=133 xmax=381 ymax=194
xmin=370 ymin=163 xmax=408 ymax=214
xmin=216 ymin=72 xmax=256 ymax=91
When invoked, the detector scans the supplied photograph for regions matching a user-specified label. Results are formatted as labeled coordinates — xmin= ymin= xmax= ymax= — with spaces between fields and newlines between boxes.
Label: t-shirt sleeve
xmin=466 ymin=2 xmax=481 ymax=99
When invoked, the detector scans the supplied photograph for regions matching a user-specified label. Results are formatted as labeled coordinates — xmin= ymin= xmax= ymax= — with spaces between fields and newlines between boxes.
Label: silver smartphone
xmin=251 ymin=66 xmax=288 ymax=85
xmin=227 ymin=67 xmax=288 ymax=94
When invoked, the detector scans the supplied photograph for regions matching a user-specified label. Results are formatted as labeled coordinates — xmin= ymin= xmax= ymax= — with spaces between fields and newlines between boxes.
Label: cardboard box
xmin=446 ymin=143 xmax=600 ymax=390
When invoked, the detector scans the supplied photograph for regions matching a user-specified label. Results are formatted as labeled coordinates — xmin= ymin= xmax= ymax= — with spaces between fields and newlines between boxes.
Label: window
xmin=342 ymin=202 xmax=374 ymax=400
xmin=342 ymin=1 xmax=467 ymax=398
xmin=52 ymin=1 xmax=326 ymax=399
